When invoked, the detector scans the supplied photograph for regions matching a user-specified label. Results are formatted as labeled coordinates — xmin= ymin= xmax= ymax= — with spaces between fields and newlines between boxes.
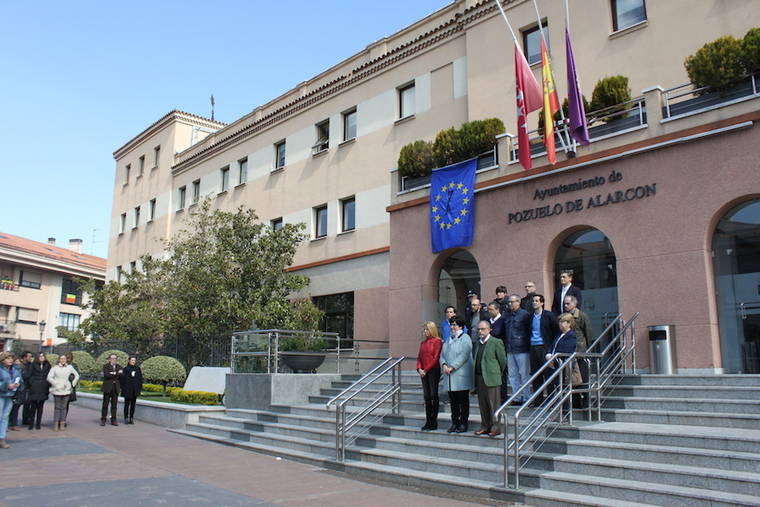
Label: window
xmin=271 ymin=217 xmax=283 ymax=232
xmin=343 ymin=108 xmax=357 ymax=141
xmin=238 ymin=158 xmax=248 ymax=185
xmin=149 ymin=199 xmax=156 ymax=221
xmin=120 ymin=213 xmax=127 ymax=234
xmin=133 ymin=206 xmax=140 ymax=228
xmin=314 ymin=205 xmax=328 ymax=239
xmin=398 ymin=83 xmax=416 ymax=119
xmin=341 ymin=197 xmax=355 ymax=232
xmin=61 ymin=277 xmax=82 ymax=305
xmin=611 ymin=0 xmax=646 ymax=31
xmin=130 ymin=261 xmax=137 ymax=273
xmin=124 ymin=164 xmax=131 ymax=184
xmin=19 ymin=270 xmax=41 ymax=289
xmin=138 ymin=155 xmax=145 ymax=176
xmin=116 ymin=266 xmax=123 ymax=283
xmin=274 ymin=141 xmax=286 ymax=169
xmin=313 ymin=119 xmax=330 ymax=154
xmin=313 ymin=292 xmax=354 ymax=347
xmin=59 ymin=312 xmax=81 ymax=332
xmin=178 ymin=186 xmax=186 ymax=209
xmin=522 ymin=23 xmax=549 ymax=65
xmin=220 ymin=166 xmax=230 ymax=192
xmin=16 ymin=307 xmax=38 ymax=324
xmin=153 ymin=145 xmax=160 ymax=168
xmin=192 ymin=179 xmax=200 ymax=205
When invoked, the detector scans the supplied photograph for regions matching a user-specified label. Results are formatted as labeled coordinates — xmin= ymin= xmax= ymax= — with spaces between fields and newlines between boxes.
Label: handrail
xmin=327 ymin=356 xmax=406 ymax=461
xmin=496 ymin=312 xmax=640 ymax=489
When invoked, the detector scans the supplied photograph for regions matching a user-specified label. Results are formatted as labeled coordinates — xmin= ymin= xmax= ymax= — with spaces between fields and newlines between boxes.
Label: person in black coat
xmin=551 ymin=270 xmax=583 ymax=315
xmin=24 ymin=353 xmax=51 ymax=430
xmin=546 ymin=313 xmax=578 ymax=407
xmin=528 ymin=294 xmax=560 ymax=404
xmin=120 ymin=356 xmax=143 ymax=425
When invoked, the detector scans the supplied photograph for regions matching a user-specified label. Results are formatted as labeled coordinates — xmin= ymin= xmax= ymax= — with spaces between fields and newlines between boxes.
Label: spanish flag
xmin=540 ymin=37 xmax=560 ymax=164
xmin=65 ymin=293 xmax=76 ymax=304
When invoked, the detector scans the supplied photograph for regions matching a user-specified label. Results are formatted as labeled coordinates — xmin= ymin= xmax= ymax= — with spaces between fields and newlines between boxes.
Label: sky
xmin=0 ymin=0 xmax=451 ymax=258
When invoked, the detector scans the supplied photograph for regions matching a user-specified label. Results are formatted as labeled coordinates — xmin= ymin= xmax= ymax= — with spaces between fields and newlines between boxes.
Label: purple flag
xmin=566 ymin=27 xmax=589 ymax=145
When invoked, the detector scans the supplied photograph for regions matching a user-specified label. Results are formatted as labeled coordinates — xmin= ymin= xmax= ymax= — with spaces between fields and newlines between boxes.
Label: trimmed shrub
xmin=141 ymin=356 xmax=187 ymax=390
xmin=79 ymin=380 xmax=102 ymax=390
xmin=46 ymin=353 xmax=59 ymax=366
xmin=142 ymin=383 xmax=165 ymax=393
xmin=432 ymin=127 xmax=460 ymax=168
xmin=398 ymin=140 xmax=434 ymax=178
xmin=741 ymin=27 xmax=760 ymax=75
xmin=457 ymin=117 xmax=505 ymax=161
xmin=169 ymin=389 xmax=219 ymax=405
xmin=589 ymin=76 xmax=631 ymax=120
xmin=71 ymin=350 xmax=97 ymax=376
xmin=96 ymin=349 xmax=129 ymax=367
xmin=684 ymin=35 xmax=744 ymax=93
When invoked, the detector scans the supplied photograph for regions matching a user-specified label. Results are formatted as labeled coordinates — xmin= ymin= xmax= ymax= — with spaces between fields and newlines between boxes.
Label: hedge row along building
xmin=109 ymin=0 xmax=760 ymax=373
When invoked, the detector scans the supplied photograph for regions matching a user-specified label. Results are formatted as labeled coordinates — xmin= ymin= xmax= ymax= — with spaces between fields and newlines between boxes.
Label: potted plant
xmin=279 ymin=333 xmax=329 ymax=373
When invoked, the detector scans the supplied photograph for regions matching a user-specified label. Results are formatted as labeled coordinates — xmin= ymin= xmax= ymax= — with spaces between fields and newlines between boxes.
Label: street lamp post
xmin=38 ymin=320 xmax=46 ymax=353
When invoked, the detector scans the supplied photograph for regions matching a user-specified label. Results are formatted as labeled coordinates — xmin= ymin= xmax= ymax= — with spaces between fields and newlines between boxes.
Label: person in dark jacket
xmin=121 ymin=356 xmax=143 ymax=424
xmin=101 ymin=354 xmax=123 ymax=426
xmin=551 ymin=270 xmax=583 ymax=315
xmin=8 ymin=351 xmax=32 ymax=431
xmin=0 ymin=352 xmax=23 ymax=448
xmin=417 ymin=323 xmax=442 ymax=431
xmin=503 ymin=295 xmax=531 ymax=404
xmin=528 ymin=294 xmax=560 ymax=404
xmin=546 ymin=313 xmax=579 ymax=405
xmin=25 ymin=352 xmax=51 ymax=430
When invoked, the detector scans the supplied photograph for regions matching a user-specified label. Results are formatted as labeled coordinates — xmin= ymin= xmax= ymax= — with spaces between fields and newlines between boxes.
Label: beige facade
xmin=0 ymin=234 xmax=105 ymax=349
xmin=108 ymin=0 xmax=759 ymax=345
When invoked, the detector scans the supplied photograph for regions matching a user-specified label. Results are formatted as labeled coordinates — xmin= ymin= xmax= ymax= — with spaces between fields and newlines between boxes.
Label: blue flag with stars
xmin=430 ymin=158 xmax=477 ymax=253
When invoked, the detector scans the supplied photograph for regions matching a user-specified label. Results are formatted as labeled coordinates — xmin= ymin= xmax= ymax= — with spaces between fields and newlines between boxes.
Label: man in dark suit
xmin=465 ymin=298 xmax=488 ymax=345
xmin=520 ymin=281 xmax=537 ymax=313
xmin=551 ymin=269 xmax=583 ymax=315
xmin=472 ymin=320 xmax=506 ymax=437
xmin=101 ymin=354 xmax=123 ymax=426
xmin=487 ymin=302 xmax=506 ymax=340
xmin=528 ymin=294 xmax=559 ymax=404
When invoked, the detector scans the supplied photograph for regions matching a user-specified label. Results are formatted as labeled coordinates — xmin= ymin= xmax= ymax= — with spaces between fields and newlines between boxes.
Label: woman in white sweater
xmin=46 ymin=355 xmax=79 ymax=431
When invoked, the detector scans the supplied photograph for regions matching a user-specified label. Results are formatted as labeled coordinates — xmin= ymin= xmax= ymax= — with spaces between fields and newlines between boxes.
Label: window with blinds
xmin=17 ymin=307 xmax=38 ymax=324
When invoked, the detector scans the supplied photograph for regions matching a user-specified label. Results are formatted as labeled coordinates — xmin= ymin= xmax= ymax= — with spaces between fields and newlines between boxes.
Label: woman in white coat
xmin=47 ymin=355 xmax=79 ymax=431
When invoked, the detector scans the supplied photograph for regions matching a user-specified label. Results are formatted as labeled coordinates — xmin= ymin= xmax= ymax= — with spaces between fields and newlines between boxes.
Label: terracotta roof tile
xmin=0 ymin=232 xmax=106 ymax=272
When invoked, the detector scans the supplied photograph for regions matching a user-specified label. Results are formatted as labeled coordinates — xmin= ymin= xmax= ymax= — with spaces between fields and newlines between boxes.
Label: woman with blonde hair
xmin=47 ymin=354 xmax=79 ymax=431
xmin=417 ymin=321 xmax=443 ymax=431
xmin=0 ymin=352 xmax=22 ymax=448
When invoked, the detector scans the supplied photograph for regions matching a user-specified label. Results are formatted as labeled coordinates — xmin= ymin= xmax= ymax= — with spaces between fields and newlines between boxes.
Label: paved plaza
xmin=0 ymin=402 xmax=489 ymax=507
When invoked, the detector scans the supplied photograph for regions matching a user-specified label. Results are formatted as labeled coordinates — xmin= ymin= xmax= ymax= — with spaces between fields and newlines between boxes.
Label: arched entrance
xmin=712 ymin=199 xmax=760 ymax=373
xmin=438 ymin=250 xmax=480 ymax=317
xmin=554 ymin=228 xmax=619 ymax=334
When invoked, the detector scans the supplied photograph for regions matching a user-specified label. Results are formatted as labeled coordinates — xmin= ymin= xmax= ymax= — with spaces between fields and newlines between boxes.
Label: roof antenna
xmin=210 ymin=94 xmax=215 ymax=122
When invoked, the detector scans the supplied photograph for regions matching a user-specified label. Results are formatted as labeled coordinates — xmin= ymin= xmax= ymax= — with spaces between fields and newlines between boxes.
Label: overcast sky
xmin=0 ymin=0 xmax=450 ymax=258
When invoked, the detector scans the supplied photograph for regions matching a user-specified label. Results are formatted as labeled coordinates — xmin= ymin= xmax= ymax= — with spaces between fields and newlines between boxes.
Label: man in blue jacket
xmin=503 ymin=295 xmax=532 ymax=404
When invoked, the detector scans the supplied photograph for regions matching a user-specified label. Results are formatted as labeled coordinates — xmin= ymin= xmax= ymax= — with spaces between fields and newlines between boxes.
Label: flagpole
xmin=564 ymin=0 xmax=577 ymax=153
xmin=493 ymin=0 xmax=519 ymax=44
xmin=532 ymin=0 xmax=573 ymax=156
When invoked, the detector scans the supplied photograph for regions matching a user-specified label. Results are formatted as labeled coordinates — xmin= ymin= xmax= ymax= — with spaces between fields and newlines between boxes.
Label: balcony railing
xmin=0 ymin=280 xmax=18 ymax=292
xmin=0 ymin=319 xmax=17 ymax=335
xmin=398 ymin=145 xmax=498 ymax=193
xmin=662 ymin=73 xmax=759 ymax=120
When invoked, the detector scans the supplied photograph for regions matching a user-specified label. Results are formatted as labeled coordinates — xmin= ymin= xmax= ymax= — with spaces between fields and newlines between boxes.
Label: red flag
xmin=540 ymin=38 xmax=561 ymax=164
xmin=515 ymin=45 xmax=542 ymax=170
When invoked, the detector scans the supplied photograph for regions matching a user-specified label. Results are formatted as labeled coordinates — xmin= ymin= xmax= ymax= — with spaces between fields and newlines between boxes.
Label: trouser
xmin=101 ymin=390 xmax=118 ymax=420
xmin=421 ymin=368 xmax=439 ymax=427
xmin=476 ymin=375 xmax=501 ymax=432
xmin=508 ymin=352 xmax=532 ymax=402
xmin=0 ymin=397 xmax=13 ymax=439
xmin=530 ymin=345 xmax=549 ymax=402
xmin=53 ymin=395 xmax=68 ymax=423
xmin=124 ymin=397 xmax=137 ymax=420
xmin=448 ymin=390 xmax=469 ymax=428
xmin=8 ymin=401 xmax=20 ymax=427
xmin=573 ymin=358 xmax=590 ymax=409
xmin=28 ymin=400 xmax=44 ymax=427
xmin=22 ymin=401 xmax=31 ymax=426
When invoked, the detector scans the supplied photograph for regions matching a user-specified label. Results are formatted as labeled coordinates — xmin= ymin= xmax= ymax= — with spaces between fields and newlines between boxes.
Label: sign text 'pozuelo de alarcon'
xmin=507 ymin=171 xmax=657 ymax=225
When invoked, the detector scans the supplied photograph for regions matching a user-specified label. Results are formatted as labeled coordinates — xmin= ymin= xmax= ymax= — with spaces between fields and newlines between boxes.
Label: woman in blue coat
xmin=439 ymin=316 xmax=473 ymax=433
xmin=0 ymin=352 xmax=23 ymax=448
xmin=546 ymin=313 xmax=578 ymax=403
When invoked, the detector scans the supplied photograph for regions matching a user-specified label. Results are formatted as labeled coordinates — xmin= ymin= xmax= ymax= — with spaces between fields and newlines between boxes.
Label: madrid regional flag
xmin=429 ymin=158 xmax=477 ymax=253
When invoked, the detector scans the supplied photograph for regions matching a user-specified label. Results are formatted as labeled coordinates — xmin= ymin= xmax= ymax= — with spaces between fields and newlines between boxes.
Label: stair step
xmin=603 ymin=395 xmax=760 ymax=414
xmin=599 ymin=407 xmax=760 ymax=429
xmin=619 ymin=375 xmax=760 ymax=387
xmin=609 ymin=384 xmax=760 ymax=400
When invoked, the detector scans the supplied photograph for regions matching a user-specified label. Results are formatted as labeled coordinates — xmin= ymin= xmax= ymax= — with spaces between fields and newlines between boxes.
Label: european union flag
xmin=430 ymin=158 xmax=477 ymax=253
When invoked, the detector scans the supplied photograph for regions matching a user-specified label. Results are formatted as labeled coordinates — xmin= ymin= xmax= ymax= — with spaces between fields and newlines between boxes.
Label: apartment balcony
xmin=0 ymin=319 xmax=17 ymax=337
xmin=0 ymin=279 xmax=18 ymax=292
xmin=390 ymin=74 xmax=760 ymax=205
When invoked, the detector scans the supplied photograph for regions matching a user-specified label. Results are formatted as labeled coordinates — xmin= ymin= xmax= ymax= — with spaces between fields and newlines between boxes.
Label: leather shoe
xmin=488 ymin=429 xmax=502 ymax=437
xmin=111 ymin=420 xmax=118 ymax=426
xmin=100 ymin=419 xmax=106 ymax=426
xmin=447 ymin=424 xmax=457 ymax=433
xmin=454 ymin=424 xmax=466 ymax=433
xmin=474 ymin=429 xmax=488 ymax=435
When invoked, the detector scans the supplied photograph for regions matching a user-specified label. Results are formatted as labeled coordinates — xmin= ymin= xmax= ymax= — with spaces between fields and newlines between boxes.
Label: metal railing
xmin=662 ymin=73 xmax=759 ymax=120
xmin=326 ymin=356 xmax=405 ymax=461
xmin=495 ymin=312 xmax=640 ymax=489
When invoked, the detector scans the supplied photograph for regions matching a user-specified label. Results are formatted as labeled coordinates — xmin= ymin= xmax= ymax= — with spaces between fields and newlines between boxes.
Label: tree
xmin=141 ymin=356 xmax=187 ymax=393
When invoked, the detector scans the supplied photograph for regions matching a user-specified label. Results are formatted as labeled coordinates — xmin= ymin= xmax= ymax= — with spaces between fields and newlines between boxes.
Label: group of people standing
xmin=416 ymin=269 xmax=592 ymax=437
xmin=0 ymin=351 xmax=144 ymax=448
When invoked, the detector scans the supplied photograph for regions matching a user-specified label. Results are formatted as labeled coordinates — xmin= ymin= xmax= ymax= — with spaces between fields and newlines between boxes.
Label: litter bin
xmin=648 ymin=325 xmax=676 ymax=374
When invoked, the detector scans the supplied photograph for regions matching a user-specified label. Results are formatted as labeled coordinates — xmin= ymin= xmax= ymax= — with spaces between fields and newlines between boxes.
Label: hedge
xmin=46 ymin=353 xmax=59 ymax=365
xmin=169 ymin=389 xmax=219 ymax=405
xmin=96 ymin=349 xmax=129 ymax=366
xmin=71 ymin=350 xmax=97 ymax=376
xmin=589 ymin=76 xmax=631 ymax=119
xmin=79 ymin=380 xmax=103 ymax=389
xmin=141 ymin=356 xmax=187 ymax=387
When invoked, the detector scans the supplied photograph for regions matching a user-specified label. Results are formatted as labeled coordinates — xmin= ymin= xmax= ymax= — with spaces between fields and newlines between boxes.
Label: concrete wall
xmin=225 ymin=373 xmax=341 ymax=409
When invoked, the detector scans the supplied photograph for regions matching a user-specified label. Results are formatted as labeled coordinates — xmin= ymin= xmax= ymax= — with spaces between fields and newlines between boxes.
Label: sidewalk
xmin=0 ymin=402 xmax=489 ymax=507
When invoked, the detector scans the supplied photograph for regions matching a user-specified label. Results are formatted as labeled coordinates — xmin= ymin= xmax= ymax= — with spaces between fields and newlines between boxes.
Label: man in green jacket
xmin=473 ymin=320 xmax=507 ymax=437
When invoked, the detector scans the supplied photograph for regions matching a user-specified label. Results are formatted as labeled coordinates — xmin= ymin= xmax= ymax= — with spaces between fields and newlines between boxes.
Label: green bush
xmin=431 ymin=126 xmax=460 ymax=169
xmin=71 ymin=350 xmax=97 ymax=376
xmin=79 ymin=380 xmax=102 ymax=389
xmin=46 ymin=353 xmax=59 ymax=365
xmin=142 ymin=383 xmax=165 ymax=393
xmin=430 ymin=118 xmax=505 ymax=169
xmin=589 ymin=76 xmax=631 ymax=120
xmin=538 ymin=96 xmax=591 ymax=136
xmin=279 ymin=334 xmax=328 ymax=352
xmin=685 ymin=35 xmax=744 ymax=93
xmin=141 ymin=356 xmax=187 ymax=389
xmin=741 ymin=27 xmax=760 ymax=75
xmin=397 ymin=140 xmax=434 ymax=178
xmin=169 ymin=389 xmax=219 ymax=405
xmin=96 ymin=349 xmax=129 ymax=367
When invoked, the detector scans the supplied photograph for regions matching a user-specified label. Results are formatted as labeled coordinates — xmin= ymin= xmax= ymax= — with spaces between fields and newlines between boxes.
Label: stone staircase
xmin=171 ymin=373 xmax=760 ymax=506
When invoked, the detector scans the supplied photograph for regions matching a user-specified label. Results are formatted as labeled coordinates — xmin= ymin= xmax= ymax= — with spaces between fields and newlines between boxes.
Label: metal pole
xmin=493 ymin=0 xmax=519 ymax=44
xmin=335 ymin=405 xmax=341 ymax=461
xmin=568 ymin=362 xmax=573 ymax=426
xmin=503 ymin=412 xmax=509 ymax=488
xmin=631 ymin=319 xmax=637 ymax=373
xmin=596 ymin=357 xmax=601 ymax=421
xmin=514 ymin=416 xmax=520 ymax=489
xmin=336 ymin=334 xmax=341 ymax=375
